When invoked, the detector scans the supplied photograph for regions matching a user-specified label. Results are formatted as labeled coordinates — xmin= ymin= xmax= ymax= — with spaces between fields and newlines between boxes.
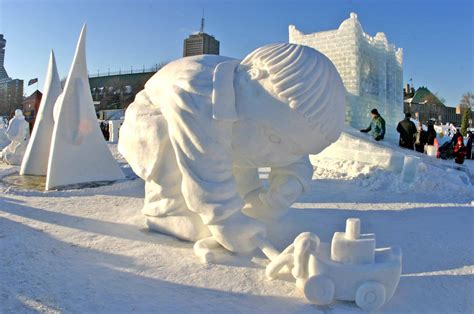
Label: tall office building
xmin=0 ymin=34 xmax=24 ymax=116
xmin=0 ymin=34 xmax=9 ymax=82
xmin=183 ymin=16 xmax=220 ymax=57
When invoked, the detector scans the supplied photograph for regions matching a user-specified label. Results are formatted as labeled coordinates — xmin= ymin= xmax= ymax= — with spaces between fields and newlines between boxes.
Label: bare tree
xmin=433 ymin=92 xmax=446 ymax=105
xmin=459 ymin=92 xmax=473 ymax=136
xmin=459 ymin=92 xmax=474 ymax=109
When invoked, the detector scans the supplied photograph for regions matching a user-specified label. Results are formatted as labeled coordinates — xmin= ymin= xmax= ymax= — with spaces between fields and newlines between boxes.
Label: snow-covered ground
xmin=1 ymin=133 xmax=473 ymax=313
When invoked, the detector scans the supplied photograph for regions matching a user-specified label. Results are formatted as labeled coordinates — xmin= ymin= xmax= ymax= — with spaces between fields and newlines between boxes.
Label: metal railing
xmin=88 ymin=64 xmax=165 ymax=78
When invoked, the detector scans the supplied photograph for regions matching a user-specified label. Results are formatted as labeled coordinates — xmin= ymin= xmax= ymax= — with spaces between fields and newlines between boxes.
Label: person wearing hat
xmin=360 ymin=108 xmax=386 ymax=141
xmin=396 ymin=112 xmax=417 ymax=150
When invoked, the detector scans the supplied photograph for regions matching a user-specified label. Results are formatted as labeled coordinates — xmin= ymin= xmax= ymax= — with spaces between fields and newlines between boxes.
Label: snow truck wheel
xmin=303 ymin=275 xmax=335 ymax=305
xmin=355 ymin=281 xmax=386 ymax=311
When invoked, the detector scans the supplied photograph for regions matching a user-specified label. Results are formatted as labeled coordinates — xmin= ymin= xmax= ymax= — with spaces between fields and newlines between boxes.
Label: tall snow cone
xmin=20 ymin=50 xmax=62 ymax=176
xmin=45 ymin=24 xmax=125 ymax=190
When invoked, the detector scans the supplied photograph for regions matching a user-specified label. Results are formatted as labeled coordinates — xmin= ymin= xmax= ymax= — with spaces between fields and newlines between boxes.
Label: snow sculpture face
xmin=232 ymin=44 xmax=346 ymax=167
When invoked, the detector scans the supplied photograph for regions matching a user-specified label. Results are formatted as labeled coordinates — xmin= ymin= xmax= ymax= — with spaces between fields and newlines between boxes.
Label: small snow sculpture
xmin=263 ymin=218 xmax=402 ymax=311
xmin=0 ymin=118 xmax=9 ymax=149
xmin=45 ymin=25 xmax=124 ymax=189
xmin=1 ymin=109 xmax=30 ymax=165
xmin=119 ymin=43 xmax=345 ymax=254
xmin=20 ymin=50 xmax=62 ymax=176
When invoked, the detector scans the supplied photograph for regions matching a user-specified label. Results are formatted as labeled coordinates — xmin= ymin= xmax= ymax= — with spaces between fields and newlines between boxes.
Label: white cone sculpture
xmin=20 ymin=50 xmax=62 ymax=176
xmin=45 ymin=25 xmax=124 ymax=190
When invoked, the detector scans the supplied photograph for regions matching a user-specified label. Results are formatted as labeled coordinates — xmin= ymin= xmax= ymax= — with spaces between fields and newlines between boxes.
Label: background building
xmin=88 ymin=68 xmax=157 ymax=112
xmin=183 ymin=17 xmax=219 ymax=57
xmin=403 ymin=84 xmax=472 ymax=126
xmin=0 ymin=34 xmax=24 ymax=117
xmin=0 ymin=79 xmax=24 ymax=116
xmin=22 ymin=90 xmax=42 ymax=131
xmin=289 ymin=13 xmax=403 ymax=131
xmin=0 ymin=34 xmax=8 ymax=81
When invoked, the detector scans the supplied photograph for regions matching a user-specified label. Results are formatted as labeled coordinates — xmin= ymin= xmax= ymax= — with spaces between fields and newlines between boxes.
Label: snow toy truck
xmin=303 ymin=218 xmax=402 ymax=311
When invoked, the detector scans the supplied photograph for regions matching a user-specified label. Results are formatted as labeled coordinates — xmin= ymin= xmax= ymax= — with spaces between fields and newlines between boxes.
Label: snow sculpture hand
xmin=263 ymin=232 xmax=320 ymax=288
xmin=265 ymin=175 xmax=303 ymax=214
xmin=208 ymin=211 xmax=266 ymax=253
xmin=242 ymin=188 xmax=272 ymax=219
xmin=243 ymin=175 xmax=303 ymax=220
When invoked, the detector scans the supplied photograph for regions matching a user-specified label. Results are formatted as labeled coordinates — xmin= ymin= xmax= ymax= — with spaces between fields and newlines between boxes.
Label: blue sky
xmin=0 ymin=0 xmax=472 ymax=107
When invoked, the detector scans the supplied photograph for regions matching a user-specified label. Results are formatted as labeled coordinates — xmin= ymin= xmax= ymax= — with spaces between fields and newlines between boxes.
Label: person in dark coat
xmin=426 ymin=123 xmax=437 ymax=146
xmin=466 ymin=131 xmax=473 ymax=159
xmin=396 ymin=113 xmax=417 ymax=150
xmin=414 ymin=121 xmax=427 ymax=153
xmin=451 ymin=129 xmax=463 ymax=147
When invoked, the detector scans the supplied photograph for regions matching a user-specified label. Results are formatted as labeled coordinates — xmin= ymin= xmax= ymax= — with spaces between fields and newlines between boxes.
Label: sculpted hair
xmin=241 ymin=43 xmax=345 ymax=126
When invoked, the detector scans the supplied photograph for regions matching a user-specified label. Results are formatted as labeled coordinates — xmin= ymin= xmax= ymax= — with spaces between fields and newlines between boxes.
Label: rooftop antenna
xmin=200 ymin=9 xmax=205 ymax=33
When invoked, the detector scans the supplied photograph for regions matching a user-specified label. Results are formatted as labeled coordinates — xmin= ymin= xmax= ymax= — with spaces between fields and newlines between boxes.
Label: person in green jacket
xmin=360 ymin=108 xmax=385 ymax=141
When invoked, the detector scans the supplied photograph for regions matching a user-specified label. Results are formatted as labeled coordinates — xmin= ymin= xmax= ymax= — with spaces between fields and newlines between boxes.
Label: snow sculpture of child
xmin=1 ymin=109 xmax=30 ymax=165
xmin=119 ymin=43 xmax=345 ymax=254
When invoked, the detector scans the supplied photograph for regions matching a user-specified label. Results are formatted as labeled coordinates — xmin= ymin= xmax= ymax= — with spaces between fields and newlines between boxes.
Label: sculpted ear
xmin=212 ymin=59 xmax=240 ymax=121
xmin=248 ymin=68 xmax=267 ymax=80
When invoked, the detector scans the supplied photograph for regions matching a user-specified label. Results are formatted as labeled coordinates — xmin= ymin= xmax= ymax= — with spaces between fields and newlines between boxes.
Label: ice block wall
xmin=289 ymin=12 xmax=403 ymax=132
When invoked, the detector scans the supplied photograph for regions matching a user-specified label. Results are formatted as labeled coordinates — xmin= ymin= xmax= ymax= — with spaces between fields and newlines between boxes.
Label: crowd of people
xmin=360 ymin=109 xmax=473 ymax=165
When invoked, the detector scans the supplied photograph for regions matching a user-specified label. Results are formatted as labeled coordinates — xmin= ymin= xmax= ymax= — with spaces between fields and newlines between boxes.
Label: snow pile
xmin=312 ymin=157 xmax=474 ymax=199
xmin=312 ymin=159 xmax=376 ymax=181
xmin=310 ymin=128 xmax=474 ymax=202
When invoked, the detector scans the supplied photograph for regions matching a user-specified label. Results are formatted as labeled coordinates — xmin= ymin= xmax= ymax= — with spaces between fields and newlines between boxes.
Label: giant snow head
xmin=232 ymin=43 xmax=346 ymax=167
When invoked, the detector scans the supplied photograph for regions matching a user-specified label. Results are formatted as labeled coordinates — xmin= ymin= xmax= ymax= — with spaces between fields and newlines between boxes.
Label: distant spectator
xmin=100 ymin=121 xmax=110 ymax=141
xmin=426 ymin=123 xmax=437 ymax=145
xmin=396 ymin=112 xmax=417 ymax=150
xmin=360 ymin=108 xmax=385 ymax=141
xmin=453 ymin=136 xmax=466 ymax=164
xmin=414 ymin=121 xmax=427 ymax=153
xmin=451 ymin=129 xmax=462 ymax=146
xmin=466 ymin=131 xmax=473 ymax=160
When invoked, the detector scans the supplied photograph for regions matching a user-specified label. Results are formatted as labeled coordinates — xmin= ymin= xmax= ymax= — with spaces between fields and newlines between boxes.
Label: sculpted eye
xmin=269 ymin=134 xmax=281 ymax=144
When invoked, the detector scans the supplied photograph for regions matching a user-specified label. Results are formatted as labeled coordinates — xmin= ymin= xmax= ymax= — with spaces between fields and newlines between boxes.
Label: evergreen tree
xmin=461 ymin=107 xmax=469 ymax=136
xmin=459 ymin=92 xmax=473 ymax=136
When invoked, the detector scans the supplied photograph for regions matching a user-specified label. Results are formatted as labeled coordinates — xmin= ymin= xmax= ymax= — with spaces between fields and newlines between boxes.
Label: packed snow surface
xmin=1 ymin=138 xmax=473 ymax=313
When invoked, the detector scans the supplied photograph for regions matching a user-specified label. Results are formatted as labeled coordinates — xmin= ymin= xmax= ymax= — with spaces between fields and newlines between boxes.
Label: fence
xmin=88 ymin=64 xmax=165 ymax=78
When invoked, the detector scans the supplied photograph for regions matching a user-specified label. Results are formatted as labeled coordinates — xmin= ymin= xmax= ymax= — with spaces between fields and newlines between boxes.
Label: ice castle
xmin=289 ymin=13 xmax=403 ymax=132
